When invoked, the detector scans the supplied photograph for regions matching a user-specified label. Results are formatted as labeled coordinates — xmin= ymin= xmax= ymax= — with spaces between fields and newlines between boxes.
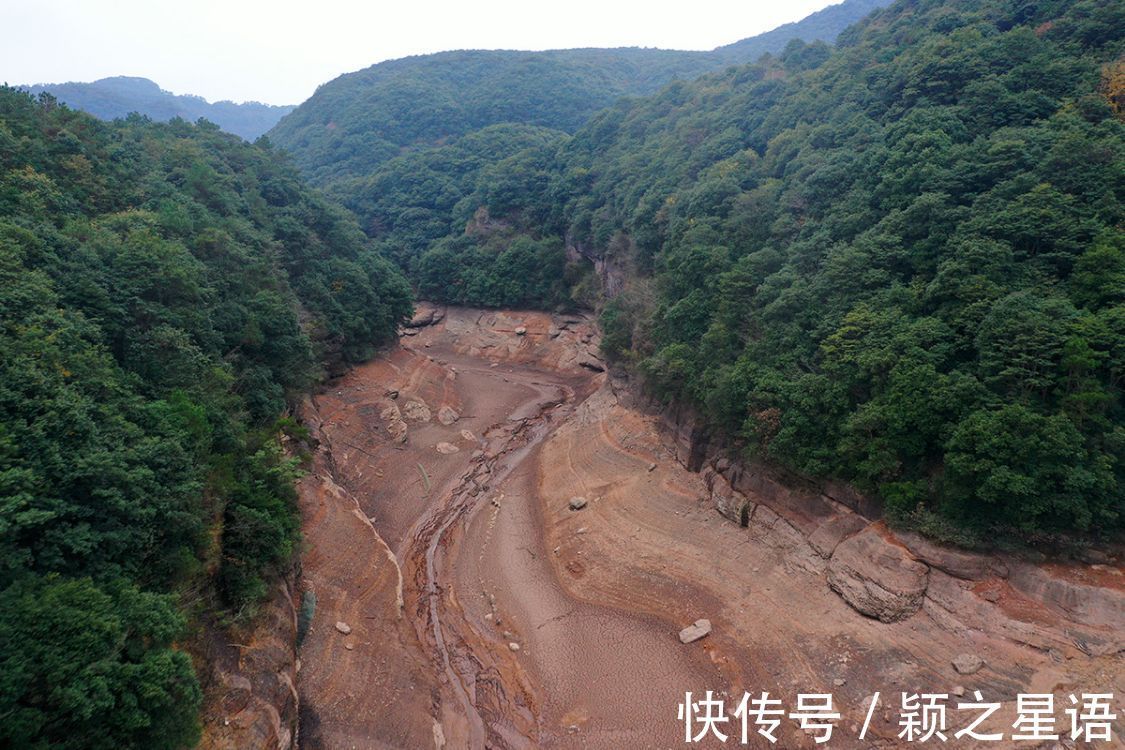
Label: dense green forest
xmin=267 ymin=0 xmax=890 ymax=186
xmin=24 ymin=77 xmax=294 ymax=140
xmin=280 ymin=0 xmax=1123 ymax=543
xmin=2 ymin=0 xmax=1122 ymax=743
xmin=0 ymin=89 xmax=410 ymax=748
xmin=268 ymin=0 xmax=892 ymax=305
xmin=561 ymin=0 xmax=1124 ymax=542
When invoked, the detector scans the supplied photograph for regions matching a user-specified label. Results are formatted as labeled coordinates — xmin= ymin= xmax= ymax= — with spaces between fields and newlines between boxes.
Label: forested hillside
xmin=0 ymin=88 xmax=410 ymax=748
xmin=558 ymin=0 xmax=1124 ymax=541
xmin=268 ymin=0 xmax=892 ymax=186
xmin=710 ymin=0 xmax=887 ymax=63
xmin=24 ymin=77 xmax=294 ymax=140
xmin=303 ymin=0 xmax=1121 ymax=543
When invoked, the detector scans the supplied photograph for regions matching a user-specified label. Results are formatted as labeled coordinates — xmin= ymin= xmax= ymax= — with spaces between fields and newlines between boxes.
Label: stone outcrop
xmin=650 ymin=371 xmax=1123 ymax=652
xmin=403 ymin=304 xmax=446 ymax=329
xmin=1006 ymin=563 xmax=1125 ymax=630
xmin=198 ymin=575 xmax=300 ymax=750
xmin=402 ymin=399 xmax=431 ymax=422
xmin=898 ymin=531 xmax=1007 ymax=581
xmin=952 ymin=653 xmax=984 ymax=675
xmin=807 ymin=513 xmax=868 ymax=559
xmin=827 ymin=526 xmax=930 ymax=623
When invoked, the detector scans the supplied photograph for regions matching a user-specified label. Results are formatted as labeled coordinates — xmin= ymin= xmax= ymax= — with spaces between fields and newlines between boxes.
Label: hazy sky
xmin=3 ymin=0 xmax=840 ymax=105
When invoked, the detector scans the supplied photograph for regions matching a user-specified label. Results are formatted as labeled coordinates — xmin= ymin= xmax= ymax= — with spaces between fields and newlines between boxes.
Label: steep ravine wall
xmin=618 ymin=371 xmax=1124 ymax=654
xmin=197 ymin=573 xmax=300 ymax=750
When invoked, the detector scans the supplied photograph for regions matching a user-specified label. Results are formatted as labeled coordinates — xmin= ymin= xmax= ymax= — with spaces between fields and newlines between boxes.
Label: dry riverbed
xmin=290 ymin=305 xmax=1123 ymax=749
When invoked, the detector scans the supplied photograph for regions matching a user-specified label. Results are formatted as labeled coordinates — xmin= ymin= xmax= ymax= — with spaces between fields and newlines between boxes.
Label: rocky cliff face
xmin=197 ymin=575 xmax=300 ymax=750
xmin=641 ymin=376 xmax=1124 ymax=660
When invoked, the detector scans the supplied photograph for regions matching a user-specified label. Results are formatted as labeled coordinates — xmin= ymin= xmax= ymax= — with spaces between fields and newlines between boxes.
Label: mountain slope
xmin=407 ymin=0 xmax=1124 ymax=541
xmin=268 ymin=0 xmax=893 ymax=184
xmin=0 ymin=86 xmax=409 ymax=749
xmin=23 ymin=76 xmax=294 ymax=139
xmin=711 ymin=0 xmax=889 ymax=62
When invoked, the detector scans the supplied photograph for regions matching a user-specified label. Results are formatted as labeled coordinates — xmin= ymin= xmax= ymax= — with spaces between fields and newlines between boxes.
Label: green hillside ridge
xmin=322 ymin=0 xmax=1122 ymax=542
xmin=268 ymin=0 xmax=892 ymax=185
xmin=0 ymin=88 xmax=410 ymax=748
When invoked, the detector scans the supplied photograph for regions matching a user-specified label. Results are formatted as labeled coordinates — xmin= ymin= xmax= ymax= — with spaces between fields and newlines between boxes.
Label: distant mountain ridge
xmin=22 ymin=76 xmax=294 ymax=139
xmin=268 ymin=0 xmax=894 ymax=183
xmin=711 ymin=0 xmax=889 ymax=61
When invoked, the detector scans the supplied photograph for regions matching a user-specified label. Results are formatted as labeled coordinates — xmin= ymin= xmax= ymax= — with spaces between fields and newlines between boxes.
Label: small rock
xmin=385 ymin=389 xmax=399 ymax=399
xmin=569 ymin=496 xmax=588 ymax=511
xmin=576 ymin=527 xmax=588 ymax=535
xmin=508 ymin=642 xmax=520 ymax=652
xmin=678 ymin=618 xmax=712 ymax=644
xmin=833 ymin=678 xmax=846 ymax=687
xmin=981 ymin=589 xmax=1001 ymax=603
xmin=952 ymin=654 xmax=984 ymax=675
xmin=335 ymin=621 xmax=352 ymax=635
xmin=952 ymin=685 xmax=965 ymax=697
xmin=461 ymin=429 xmax=476 ymax=442
xmin=566 ymin=724 xmax=579 ymax=734
xmin=387 ymin=418 xmax=408 ymax=443
xmin=437 ymin=405 xmax=460 ymax=425
xmin=436 ymin=442 xmax=460 ymax=454
xmin=484 ymin=613 xmax=493 ymax=621
xmin=648 ymin=463 xmax=657 ymax=472
xmin=471 ymin=449 xmax=483 ymax=459
xmin=344 ymin=643 xmax=354 ymax=651
xmin=514 ymin=326 xmax=527 ymax=336
xmin=402 ymin=399 xmax=431 ymax=422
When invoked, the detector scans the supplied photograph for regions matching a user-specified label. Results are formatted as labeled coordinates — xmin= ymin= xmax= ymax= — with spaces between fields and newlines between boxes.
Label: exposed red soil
xmin=291 ymin=306 xmax=1123 ymax=750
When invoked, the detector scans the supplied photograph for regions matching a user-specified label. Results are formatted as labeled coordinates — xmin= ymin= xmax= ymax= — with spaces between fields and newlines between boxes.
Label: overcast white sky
xmin=3 ymin=0 xmax=840 ymax=105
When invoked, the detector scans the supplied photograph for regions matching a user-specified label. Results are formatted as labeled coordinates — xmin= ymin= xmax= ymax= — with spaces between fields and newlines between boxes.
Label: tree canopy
xmin=0 ymin=88 xmax=410 ymax=748
xmin=277 ymin=0 xmax=1123 ymax=543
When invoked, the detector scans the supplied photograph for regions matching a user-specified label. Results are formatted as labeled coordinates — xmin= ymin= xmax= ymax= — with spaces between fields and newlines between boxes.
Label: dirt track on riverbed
xmin=294 ymin=306 xmax=1123 ymax=749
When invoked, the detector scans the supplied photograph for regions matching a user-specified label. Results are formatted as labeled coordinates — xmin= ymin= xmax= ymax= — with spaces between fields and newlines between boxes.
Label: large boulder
xmin=952 ymin=654 xmax=984 ymax=675
xmin=403 ymin=305 xmax=445 ymax=329
xmin=827 ymin=525 xmax=929 ymax=623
